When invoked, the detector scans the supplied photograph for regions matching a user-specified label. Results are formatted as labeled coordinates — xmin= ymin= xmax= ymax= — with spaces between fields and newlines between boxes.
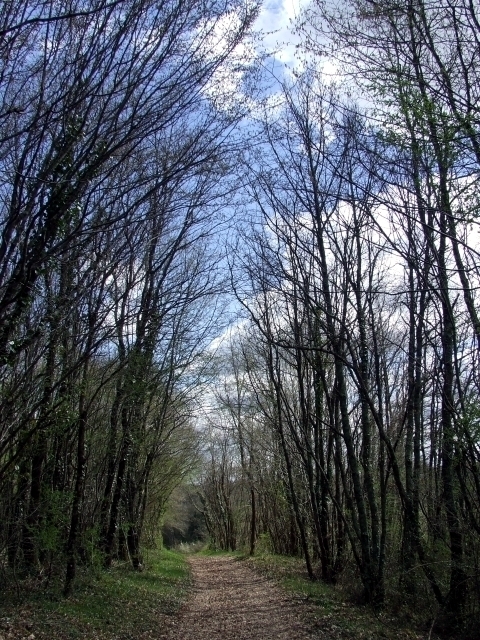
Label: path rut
xmin=159 ymin=555 xmax=316 ymax=640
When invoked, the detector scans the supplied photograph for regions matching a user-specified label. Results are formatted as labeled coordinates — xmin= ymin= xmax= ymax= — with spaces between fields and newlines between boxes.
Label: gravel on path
xmin=159 ymin=555 xmax=316 ymax=640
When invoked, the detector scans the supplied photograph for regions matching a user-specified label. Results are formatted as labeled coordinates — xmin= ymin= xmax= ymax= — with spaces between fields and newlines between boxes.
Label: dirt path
xmin=159 ymin=555 xmax=316 ymax=640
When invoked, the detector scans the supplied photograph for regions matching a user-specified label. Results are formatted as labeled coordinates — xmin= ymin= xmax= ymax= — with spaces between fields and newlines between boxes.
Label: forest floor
xmin=0 ymin=551 xmax=447 ymax=640
xmin=0 ymin=548 xmax=190 ymax=640
xmin=159 ymin=554 xmax=437 ymax=640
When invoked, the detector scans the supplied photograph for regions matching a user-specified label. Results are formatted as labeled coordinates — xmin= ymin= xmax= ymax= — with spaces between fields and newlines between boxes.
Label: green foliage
xmin=80 ymin=526 xmax=104 ymax=575
xmin=254 ymin=532 xmax=275 ymax=555
xmin=32 ymin=489 xmax=72 ymax=565
xmin=459 ymin=399 xmax=480 ymax=442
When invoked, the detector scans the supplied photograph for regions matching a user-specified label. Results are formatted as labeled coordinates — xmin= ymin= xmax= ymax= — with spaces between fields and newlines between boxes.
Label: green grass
xmin=246 ymin=553 xmax=336 ymax=611
xmin=245 ymin=553 xmax=431 ymax=640
xmin=0 ymin=548 xmax=190 ymax=640
xmin=197 ymin=547 xmax=242 ymax=557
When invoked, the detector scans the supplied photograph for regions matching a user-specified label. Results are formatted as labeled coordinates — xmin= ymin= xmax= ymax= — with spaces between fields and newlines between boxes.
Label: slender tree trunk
xmin=64 ymin=388 xmax=88 ymax=596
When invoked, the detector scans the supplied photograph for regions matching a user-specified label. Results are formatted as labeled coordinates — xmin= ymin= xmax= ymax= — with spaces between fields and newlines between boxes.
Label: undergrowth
xmin=246 ymin=553 xmax=442 ymax=640
xmin=0 ymin=548 xmax=190 ymax=640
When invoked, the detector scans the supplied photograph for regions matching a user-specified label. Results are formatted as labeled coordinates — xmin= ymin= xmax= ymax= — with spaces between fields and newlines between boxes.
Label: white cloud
xmin=255 ymin=0 xmax=305 ymax=68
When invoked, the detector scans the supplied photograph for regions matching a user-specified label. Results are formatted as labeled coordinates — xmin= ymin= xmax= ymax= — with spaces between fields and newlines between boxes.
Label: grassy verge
xmin=196 ymin=547 xmax=242 ymax=557
xmin=245 ymin=553 xmax=434 ymax=640
xmin=0 ymin=548 xmax=190 ymax=640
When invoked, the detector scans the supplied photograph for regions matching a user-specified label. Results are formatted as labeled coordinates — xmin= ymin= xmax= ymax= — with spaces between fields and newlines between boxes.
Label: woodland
xmin=0 ymin=0 xmax=479 ymax=635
